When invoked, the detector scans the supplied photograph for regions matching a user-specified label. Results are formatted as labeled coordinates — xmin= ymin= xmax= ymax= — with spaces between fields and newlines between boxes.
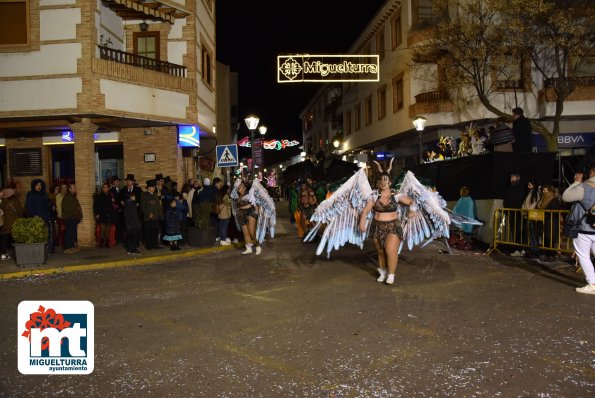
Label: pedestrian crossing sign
xmin=216 ymin=144 xmax=239 ymax=167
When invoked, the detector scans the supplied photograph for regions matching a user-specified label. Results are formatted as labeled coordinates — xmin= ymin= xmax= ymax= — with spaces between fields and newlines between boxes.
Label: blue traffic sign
xmin=216 ymin=144 xmax=239 ymax=167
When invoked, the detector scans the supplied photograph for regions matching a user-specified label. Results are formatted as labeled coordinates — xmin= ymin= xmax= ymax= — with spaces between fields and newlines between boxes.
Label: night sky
xmin=215 ymin=1 xmax=388 ymax=165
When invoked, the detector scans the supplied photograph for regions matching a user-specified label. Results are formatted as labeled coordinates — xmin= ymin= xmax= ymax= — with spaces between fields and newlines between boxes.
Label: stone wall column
xmin=70 ymin=119 xmax=97 ymax=246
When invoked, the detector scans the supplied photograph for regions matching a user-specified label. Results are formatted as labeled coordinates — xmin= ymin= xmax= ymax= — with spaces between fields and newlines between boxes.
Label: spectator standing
xmin=163 ymin=196 xmax=182 ymax=250
xmin=536 ymin=184 xmax=562 ymax=260
xmin=61 ymin=183 xmax=82 ymax=254
xmin=512 ymin=107 xmax=532 ymax=153
xmin=25 ymin=179 xmax=53 ymax=254
xmin=141 ymin=179 xmax=163 ymax=250
xmin=503 ymin=173 xmax=525 ymax=254
xmin=0 ymin=188 xmax=23 ymax=260
xmin=522 ymin=179 xmax=541 ymax=258
xmin=561 ymin=167 xmax=595 ymax=294
xmin=215 ymin=184 xmax=232 ymax=245
xmin=109 ymin=176 xmax=123 ymax=244
xmin=175 ymin=192 xmax=189 ymax=245
xmin=453 ymin=186 xmax=477 ymax=235
xmin=123 ymin=192 xmax=141 ymax=254
xmin=94 ymin=183 xmax=114 ymax=248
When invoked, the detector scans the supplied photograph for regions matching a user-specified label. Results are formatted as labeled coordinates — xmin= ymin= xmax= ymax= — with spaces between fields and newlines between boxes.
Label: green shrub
xmin=192 ymin=202 xmax=213 ymax=230
xmin=12 ymin=217 xmax=47 ymax=244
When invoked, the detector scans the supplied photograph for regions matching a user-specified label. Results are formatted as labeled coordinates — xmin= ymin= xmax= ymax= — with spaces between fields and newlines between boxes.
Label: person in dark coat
xmin=25 ymin=178 xmax=53 ymax=253
xmin=163 ymin=196 xmax=182 ymax=250
xmin=512 ymin=107 xmax=532 ymax=153
xmin=123 ymin=192 xmax=141 ymax=254
xmin=109 ymin=176 xmax=124 ymax=243
xmin=0 ymin=188 xmax=23 ymax=260
xmin=61 ymin=183 xmax=82 ymax=253
xmin=94 ymin=183 xmax=114 ymax=248
xmin=175 ymin=192 xmax=189 ymax=245
xmin=503 ymin=173 xmax=525 ymax=250
xmin=141 ymin=179 xmax=163 ymax=250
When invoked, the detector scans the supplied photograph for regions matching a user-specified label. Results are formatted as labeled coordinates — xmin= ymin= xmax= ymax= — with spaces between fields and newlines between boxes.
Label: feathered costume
xmin=304 ymin=164 xmax=482 ymax=258
xmin=230 ymin=178 xmax=276 ymax=244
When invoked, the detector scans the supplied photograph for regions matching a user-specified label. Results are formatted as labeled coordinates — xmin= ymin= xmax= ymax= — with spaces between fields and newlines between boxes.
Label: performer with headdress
xmin=230 ymin=177 xmax=276 ymax=255
xmin=304 ymin=158 xmax=482 ymax=285
xmin=358 ymin=158 xmax=417 ymax=284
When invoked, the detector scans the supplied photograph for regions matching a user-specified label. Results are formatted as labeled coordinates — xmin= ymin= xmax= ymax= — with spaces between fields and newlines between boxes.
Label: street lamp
xmin=244 ymin=115 xmax=260 ymax=173
xmin=333 ymin=139 xmax=341 ymax=148
xmin=258 ymin=125 xmax=267 ymax=135
xmin=412 ymin=115 xmax=427 ymax=163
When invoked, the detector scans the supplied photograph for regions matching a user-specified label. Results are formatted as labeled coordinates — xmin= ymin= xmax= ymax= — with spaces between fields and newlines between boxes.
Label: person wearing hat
xmin=457 ymin=131 xmax=472 ymax=157
xmin=119 ymin=174 xmax=142 ymax=246
xmin=109 ymin=176 xmax=124 ymax=244
xmin=141 ymin=179 xmax=163 ymax=250
xmin=155 ymin=173 xmax=169 ymax=199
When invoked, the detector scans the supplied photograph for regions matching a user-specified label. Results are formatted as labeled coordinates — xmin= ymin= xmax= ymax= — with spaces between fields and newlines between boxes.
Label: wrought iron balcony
xmin=544 ymin=76 xmax=595 ymax=89
xmin=98 ymin=45 xmax=186 ymax=77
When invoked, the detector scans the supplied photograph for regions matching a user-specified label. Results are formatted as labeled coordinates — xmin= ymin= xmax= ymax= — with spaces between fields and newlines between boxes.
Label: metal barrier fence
xmin=486 ymin=208 xmax=573 ymax=256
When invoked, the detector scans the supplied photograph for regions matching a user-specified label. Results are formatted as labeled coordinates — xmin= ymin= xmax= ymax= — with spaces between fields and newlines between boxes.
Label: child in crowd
xmin=124 ymin=193 xmax=141 ymax=255
xmin=175 ymin=192 xmax=189 ymax=245
xmin=163 ymin=197 xmax=182 ymax=250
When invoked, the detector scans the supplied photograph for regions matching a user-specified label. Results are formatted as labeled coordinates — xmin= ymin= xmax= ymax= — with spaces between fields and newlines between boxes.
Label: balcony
xmin=98 ymin=45 xmax=186 ymax=77
xmin=408 ymin=90 xmax=453 ymax=117
xmin=541 ymin=76 xmax=595 ymax=102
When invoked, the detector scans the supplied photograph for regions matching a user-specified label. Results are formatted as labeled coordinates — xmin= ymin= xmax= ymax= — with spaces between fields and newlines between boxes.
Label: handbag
xmin=527 ymin=209 xmax=544 ymax=222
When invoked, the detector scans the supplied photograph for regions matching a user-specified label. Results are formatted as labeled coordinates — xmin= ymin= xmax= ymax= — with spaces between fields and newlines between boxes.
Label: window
xmin=364 ymin=95 xmax=372 ymax=126
xmin=377 ymin=86 xmax=387 ymax=120
xmin=412 ymin=0 xmax=434 ymax=26
xmin=201 ymin=40 xmax=214 ymax=88
xmin=496 ymin=55 xmax=524 ymax=89
xmin=134 ymin=32 xmax=159 ymax=60
xmin=392 ymin=75 xmax=404 ymax=112
xmin=354 ymin=104 xmax=361 ymax=131
xmin=0 ymin=0 xmax=29 ymax=46
xmin=344 ymin=110 xmax=352 ymax=136
xmin=10 ymin=148 xmax=42 ymax=176
xmin=376 ymin=30 xmax=385 ymax=61
xmin=391 ymin=13 xmax=402 ymax=49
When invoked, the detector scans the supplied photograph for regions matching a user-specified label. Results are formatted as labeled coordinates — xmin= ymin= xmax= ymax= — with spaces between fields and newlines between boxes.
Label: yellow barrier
xmin=486 ymin=208 xmax=573 ymax=256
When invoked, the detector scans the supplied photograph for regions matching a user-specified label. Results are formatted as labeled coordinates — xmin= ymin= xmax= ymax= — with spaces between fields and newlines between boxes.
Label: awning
xmin=101 ymin=0 xmax=191 ymax=24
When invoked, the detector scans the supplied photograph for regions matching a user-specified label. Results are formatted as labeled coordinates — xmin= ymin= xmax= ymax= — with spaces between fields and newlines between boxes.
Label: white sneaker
xmin=510 ymin=250 xmax=522 ymax=257
xmin=575 ymin=284 xmax=595 ymax=294
xmin=220 ymin=240 xmax=231 ymax=246
xmin=242 ymin=245 xmax=253 ymax=254
xmin=1 ymin=254 xmax=9 ymax=260
xmin=225 ymin=238 xmax=231 ymax=243
xmin=215 ymin=237 xmax=220 ymax=243
xmin=255 ymin=246 xmax=262 ymax=255
xmin=386 ymin=274 xmax=395 ymax=285
xmin=376 ymin=268 xmax=387 ymax=283
xmin=232 ymin=238 xmax=239 ymax=243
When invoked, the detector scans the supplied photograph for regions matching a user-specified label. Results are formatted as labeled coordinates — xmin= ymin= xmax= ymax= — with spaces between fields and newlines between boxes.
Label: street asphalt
xmin=0 ymin=202 xmax=593 ymax=397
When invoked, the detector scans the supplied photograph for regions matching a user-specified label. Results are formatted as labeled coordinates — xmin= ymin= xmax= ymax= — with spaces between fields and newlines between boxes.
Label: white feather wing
xmin=397 ymin=171 xmax=451 ymax=251
xmin=247 ymin=179 xmax=276 ymax=243
xmin=304 ymin=168 xmax=374 ymax=257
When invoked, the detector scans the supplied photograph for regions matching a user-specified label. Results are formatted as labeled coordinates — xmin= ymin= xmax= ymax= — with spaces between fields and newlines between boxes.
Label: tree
xmin=415 ymin=0 xmax=594 ymax=150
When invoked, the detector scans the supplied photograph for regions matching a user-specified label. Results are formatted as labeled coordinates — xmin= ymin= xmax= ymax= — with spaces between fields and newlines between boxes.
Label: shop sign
xmin=178 ymin=125 xmax=200 ymax=147
xmin=533 ymin=132 xmax=594 ymax=148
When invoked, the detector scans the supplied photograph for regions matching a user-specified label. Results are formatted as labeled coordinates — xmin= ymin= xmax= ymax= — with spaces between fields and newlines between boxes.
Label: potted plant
xmin=12 ymin=216 xmax=47 ymax=266
xmin=188 ymin=202 xmax=216 ymax=247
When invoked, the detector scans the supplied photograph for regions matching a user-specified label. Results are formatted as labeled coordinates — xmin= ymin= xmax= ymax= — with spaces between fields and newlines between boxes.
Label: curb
xmin=0 ymin=244 xmax=237 ymax=280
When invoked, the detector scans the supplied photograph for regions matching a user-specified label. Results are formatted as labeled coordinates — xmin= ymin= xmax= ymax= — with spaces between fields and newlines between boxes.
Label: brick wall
xmin=5 ymin=136 xmax=49 ymax=205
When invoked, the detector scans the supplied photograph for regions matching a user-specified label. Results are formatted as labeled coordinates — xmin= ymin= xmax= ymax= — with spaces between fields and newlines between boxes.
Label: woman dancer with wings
xmin=231 ymin=177 xmax=276 ymax=255
xmin=359 ymin=160 xmax=416 ymax=285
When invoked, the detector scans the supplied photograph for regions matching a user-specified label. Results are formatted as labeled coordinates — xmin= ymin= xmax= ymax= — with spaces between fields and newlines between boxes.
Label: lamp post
xmin=412 ymin=115 xmax=427 ymax=163
xmin=244 ymin=115 xmax=259 ymax=173
xmin=333 ymin=139 xmax=341 ymax=148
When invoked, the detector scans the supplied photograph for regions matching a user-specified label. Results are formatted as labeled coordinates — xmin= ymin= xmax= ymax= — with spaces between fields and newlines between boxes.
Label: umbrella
xmin=282 ymin=159 xmax=318 ymax=185
xmin=324 ymin=157 xmax=360 ymax=182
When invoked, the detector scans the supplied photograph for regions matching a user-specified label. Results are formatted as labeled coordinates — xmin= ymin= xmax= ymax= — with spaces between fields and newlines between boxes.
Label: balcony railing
xmin=415 ymin=90 xmax=450 ymax=103
xmin=98 ymin=45 xmax=186 ymax=78
xmin=544 ymin=76 xmax=595 ymax=89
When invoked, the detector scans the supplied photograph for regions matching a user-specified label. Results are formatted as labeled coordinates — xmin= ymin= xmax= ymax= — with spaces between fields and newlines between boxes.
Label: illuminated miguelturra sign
xmin=277 ymin=54 xmax=380 ymax=83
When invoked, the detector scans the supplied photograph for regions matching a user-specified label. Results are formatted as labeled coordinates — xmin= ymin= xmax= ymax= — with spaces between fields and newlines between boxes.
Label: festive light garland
xmin=237 ymin=136 xmax=300 ymax=150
